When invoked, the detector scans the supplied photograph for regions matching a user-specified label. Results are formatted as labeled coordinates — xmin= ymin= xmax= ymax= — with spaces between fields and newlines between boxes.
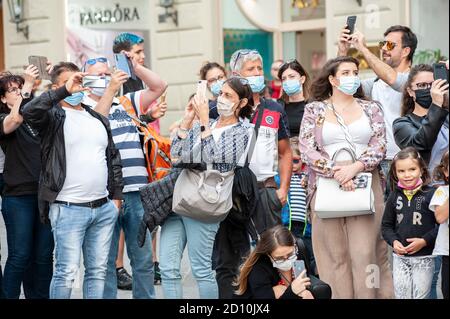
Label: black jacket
xmin=393 ymin=104 xmax=448 ymax=164
xmin=22 ymin=86 xmax=124 ymax=221
xmin=235 ymin=255 xmax=301 ymax=299
xmin=382 ymin=185 xmax=438 ymax=257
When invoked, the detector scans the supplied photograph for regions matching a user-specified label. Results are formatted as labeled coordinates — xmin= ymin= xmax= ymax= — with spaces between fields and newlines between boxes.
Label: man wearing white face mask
xmin=81 ymin=56 xmax=168 ymax=299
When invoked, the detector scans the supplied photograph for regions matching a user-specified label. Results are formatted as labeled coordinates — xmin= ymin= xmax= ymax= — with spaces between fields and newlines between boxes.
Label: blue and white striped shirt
xmin=290 ymin=174 xmax=307 ymax=223
xmin=83 ymin=92 xmax=148 ymax=193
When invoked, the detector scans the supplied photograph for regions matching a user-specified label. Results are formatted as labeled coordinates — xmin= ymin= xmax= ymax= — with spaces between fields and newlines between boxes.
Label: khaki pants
xmin=311 ymin=170 xmax=394 ymax=299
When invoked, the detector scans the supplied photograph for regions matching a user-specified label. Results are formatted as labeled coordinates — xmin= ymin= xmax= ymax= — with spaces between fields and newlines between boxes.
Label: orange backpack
xmin=119 ymin=96 xmax=172 ymax=182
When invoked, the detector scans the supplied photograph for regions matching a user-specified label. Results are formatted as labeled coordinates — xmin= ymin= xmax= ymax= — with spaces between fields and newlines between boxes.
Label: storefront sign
xmin=79 ymin=4 xmax=140 ymax=26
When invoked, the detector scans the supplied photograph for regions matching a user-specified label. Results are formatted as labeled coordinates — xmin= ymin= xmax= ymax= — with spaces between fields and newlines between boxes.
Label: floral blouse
xmin=299 ymin=99 xmax=387 ymax=204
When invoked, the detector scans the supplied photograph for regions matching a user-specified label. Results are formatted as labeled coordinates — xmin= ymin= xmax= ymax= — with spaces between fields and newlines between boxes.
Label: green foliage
xmin=414 ymin=49 xmax=448 ymax=65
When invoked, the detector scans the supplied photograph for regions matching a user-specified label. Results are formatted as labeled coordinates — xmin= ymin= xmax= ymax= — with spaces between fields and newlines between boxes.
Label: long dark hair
xmin=224 ymin=77 xmax=254 ymax=119
xmin=389 ymin=147 xmax=430 ymax=191
xmin=401 ymin=64 xmax=433 ymax=116
xmin=310 ymin=56 xmax=366 ymax=102
xmin=0 ymin=72 xmax=25 ymax=113
xmin=277 ymin=59 xmax=311 ymax=103
xmin=433 ymin=151 xmax=449 ymax=185
xmin=234 ymin=225 xmax=295 ymax=295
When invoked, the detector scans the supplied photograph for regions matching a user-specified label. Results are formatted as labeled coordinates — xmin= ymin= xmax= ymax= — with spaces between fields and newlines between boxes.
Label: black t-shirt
xmin=282 ymin=100 xmax=307 ymax=137
xmin=122 ymin=77 xmax=144 ymax=95
xmin=0 ymin=110 xmax=41 ymax=196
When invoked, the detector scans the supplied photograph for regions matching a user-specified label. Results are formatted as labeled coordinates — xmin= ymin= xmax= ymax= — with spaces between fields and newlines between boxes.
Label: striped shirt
xmin=83 ymin=92 xmax=148 ymax=193
xmin=290 ymin=174 xmax=307 ymax=222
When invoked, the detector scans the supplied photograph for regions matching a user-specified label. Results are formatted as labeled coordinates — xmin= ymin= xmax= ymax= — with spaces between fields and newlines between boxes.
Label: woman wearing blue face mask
xmin=278 ymin=60 xmax=311 ymax=137
xmin=199 ymin=62 xmax=228 ymax=120
xmin=0 ymin=67 xmax=55 ymax=299
xmin=299 ymin=56 xmax=394 ymax=299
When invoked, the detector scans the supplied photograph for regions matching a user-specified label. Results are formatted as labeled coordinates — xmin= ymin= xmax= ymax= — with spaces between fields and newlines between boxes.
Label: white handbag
xmin=314 ymin=147 xmax=375 ymax=219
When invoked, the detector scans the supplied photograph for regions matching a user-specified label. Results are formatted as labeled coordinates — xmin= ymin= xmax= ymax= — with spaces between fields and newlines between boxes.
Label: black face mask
xmin=414 ymin=89 xmax=432 ymax=109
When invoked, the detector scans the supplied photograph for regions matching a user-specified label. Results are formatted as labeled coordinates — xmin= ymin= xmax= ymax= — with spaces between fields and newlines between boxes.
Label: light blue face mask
xmin=246 ymin=75 xmax=266 ymax=93
xmin=337 ymin=76 xmax=361 ymax=96
xmin=64 ymin=92 xmax=84 ymax=106
xmin=210 ymin=80 xmax=224 ymax=97
xmin=282 ymin=79 xmax=302 ymax=96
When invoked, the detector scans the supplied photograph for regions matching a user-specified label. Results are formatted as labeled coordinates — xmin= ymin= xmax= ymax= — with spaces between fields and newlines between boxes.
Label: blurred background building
xmin=1 ymin=0 xmax=448 ymax=135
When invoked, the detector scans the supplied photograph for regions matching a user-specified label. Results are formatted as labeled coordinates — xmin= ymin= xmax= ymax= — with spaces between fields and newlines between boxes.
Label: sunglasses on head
xmin=85 ymin=57 xmax=108 ymax=65
xmin=232 ymin=50 xmax=259 ymax=70
xmin=379 ymin=41 xmax=397 ymax=51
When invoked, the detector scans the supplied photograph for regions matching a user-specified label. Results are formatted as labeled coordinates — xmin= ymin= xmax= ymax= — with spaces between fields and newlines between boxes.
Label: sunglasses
xmin=379 ymin=41 xmax=397 ymax=51
xmin=281 ymin=59 xmax=299 ymax=68
xmin=85 ymin=57 xmax=108 ymax=65
xmin=232 ymin=50 xmax=259 ymax=70
xmin=293 ymin=159 xmax=301 ymax=164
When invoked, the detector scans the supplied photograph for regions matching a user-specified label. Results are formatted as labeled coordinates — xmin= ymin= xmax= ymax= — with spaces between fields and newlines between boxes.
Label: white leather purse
xmin=314 ymin=148 xmax=375 ymax=219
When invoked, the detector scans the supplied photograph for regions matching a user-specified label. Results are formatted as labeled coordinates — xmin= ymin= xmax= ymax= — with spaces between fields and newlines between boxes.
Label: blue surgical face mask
xmin=210 ymin=80 xmax=224 ymax=97
xmin=64 ymin=92 xmax=84 ymax=106
xmin=337 ymin=76 xmax=361 ymax=96
xmin=282 ymin=79 xmax=302 ymax=96
xmin=246 ymin=75 xmax=266 ymax=93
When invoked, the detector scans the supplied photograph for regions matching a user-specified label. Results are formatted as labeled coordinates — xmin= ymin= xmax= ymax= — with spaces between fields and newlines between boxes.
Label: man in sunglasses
xmin=81 ymin=55 xmax=167 ymax=300
xmin=338 ymin=25 xmax=418 ymax=201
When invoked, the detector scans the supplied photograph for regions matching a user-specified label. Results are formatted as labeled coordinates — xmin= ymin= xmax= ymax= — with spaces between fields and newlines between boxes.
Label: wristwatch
xmin=200 ymin=125 xmax=206 ymax=132
xmin=21 ymin=92 xmax=31 ymax=99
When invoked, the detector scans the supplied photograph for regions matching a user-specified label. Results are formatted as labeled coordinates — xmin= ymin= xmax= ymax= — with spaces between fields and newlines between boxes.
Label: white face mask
xmin=271 ymin=254 xmax=297 ymax=272
xmin=217 ymin=96 xmax=238 ymax=117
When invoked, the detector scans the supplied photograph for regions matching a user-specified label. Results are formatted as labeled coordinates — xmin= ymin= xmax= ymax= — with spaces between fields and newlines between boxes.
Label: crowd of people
xmin=0 ymin=21 xmax=448 ymax=300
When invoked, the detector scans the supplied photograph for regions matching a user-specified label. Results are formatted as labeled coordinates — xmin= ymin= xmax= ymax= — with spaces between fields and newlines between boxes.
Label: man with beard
xmin=338 ymin=25 xmax=418 ymax=200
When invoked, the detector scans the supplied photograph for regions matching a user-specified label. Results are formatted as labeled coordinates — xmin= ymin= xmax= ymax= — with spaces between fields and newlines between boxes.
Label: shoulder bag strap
xmin=327 ymin=103 xmax=357 ymax=154
xmin=245 ymin=101 xmax=266 ymax=167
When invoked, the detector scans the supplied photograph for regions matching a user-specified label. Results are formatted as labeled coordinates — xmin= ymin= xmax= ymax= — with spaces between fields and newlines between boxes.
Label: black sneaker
xmin=154 ymin=262 xmax=161 ymax=285
xmin=116 ymin=267 xmax=132 ymax=290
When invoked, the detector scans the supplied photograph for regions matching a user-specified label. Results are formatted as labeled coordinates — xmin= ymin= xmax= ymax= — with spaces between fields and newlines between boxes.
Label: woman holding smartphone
xmin=234 ymin=225 xmax=314 ymax=299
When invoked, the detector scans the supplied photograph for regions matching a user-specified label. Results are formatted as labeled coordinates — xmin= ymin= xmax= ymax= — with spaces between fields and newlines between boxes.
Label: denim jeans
xmin=429 ymin=255 xmax=442 ymax=299
xmin=0 ymin=174 xmax=4 ymax=299
xmin=1 ymin=195 xmax=54 ymax=299
xmin=104 ymin=192 xmax=155 ymax=299
xmin=160 ymin=213 xmax=219 ymax=299
xmin=49 ymin=200 xmax=118 ymax=299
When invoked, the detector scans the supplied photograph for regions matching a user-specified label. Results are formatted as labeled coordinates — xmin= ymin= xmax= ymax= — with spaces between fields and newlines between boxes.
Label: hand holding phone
xmin=196 ymin=80 xmax=207 ymax=102
xmin=346 ymin=16 xmax=357 ymax=35
xmin=293 ymin=260 xmax=306 ymax=278
xmin=28 ymin=56 xmax=51 ymax=80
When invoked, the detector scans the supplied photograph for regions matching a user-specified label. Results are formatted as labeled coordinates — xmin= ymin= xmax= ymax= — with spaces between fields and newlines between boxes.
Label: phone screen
xmin=82 ymin=76 xmax=108 ymax=88
xmin=28 ymin=56 xmax=51 ymax=80
xmin=346 ymin=16 xmax=357 ymax=35
xmin=293 ymin=260 xmax=306 ymax=278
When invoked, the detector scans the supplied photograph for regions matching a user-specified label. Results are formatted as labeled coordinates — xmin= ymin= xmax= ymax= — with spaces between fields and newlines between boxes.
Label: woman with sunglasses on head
xmin=199 ymin=62 xmax=228 ymax=120
xmin=299 ymin=56 xmax=394 ymax=299
xmin=278 ymin=59 xmax=311 ymax=137
xmin=393 ymin=64 xmax=449 ymax=165
xmin=234 ymin=225 xmax=314 ymax=299
xmin=0 ymin=66 xmax=54 ymax=299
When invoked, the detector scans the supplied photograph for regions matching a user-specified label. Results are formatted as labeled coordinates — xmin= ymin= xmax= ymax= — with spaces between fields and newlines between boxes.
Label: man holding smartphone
xmin=81 ymin=54 xmax=167 ymax=299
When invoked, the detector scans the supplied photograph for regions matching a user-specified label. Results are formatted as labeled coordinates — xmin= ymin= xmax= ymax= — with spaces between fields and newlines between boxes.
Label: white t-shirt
xmin=362 ymin=72 xmax=409 ymax=160
xmin=56 ymin=107 xmax=109 ymax=203
xmin=429 ymin=185 xmax=449 ymax=256
xmin=0 ymin=148 xmax=5 ymax=174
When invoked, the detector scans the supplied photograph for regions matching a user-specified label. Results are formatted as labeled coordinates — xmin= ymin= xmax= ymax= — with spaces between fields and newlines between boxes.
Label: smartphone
xmin=82 ymin=75 xmax=109 ymax=88
xmin=293 ymin=260 xmax=306 ymax=278
xmin=433 ymin=63 xmax=448 ymax=82
xmin=346 ymin=16 xmax=357 ymax=35
xmin=196 ymin=80 xmax=207 ymax=101
xmin=114 ymin=53 xmax=136 ymax=80
xmin=28 ymin=56 xmax=51 ymax=80
xmin=160 ymin=91 xmax=167 ymax=103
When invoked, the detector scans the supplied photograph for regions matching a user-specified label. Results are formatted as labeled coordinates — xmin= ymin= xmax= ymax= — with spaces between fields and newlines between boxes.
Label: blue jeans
xmin=160 ymin=213 xmax=219 ymax=299
xmin=1 ymin=195 xmax=54 ymax=299
xmin=49 ymin=200 xmax=118 ymax=299
xmin=429 ymin=255 xmax=442 ymax=299
xmin=104 ymin=192 xmax=155 ymax=299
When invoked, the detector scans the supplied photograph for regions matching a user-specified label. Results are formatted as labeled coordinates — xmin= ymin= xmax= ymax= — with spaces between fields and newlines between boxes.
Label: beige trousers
xmin=311 ymin=170 xmax=394 ymax=299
